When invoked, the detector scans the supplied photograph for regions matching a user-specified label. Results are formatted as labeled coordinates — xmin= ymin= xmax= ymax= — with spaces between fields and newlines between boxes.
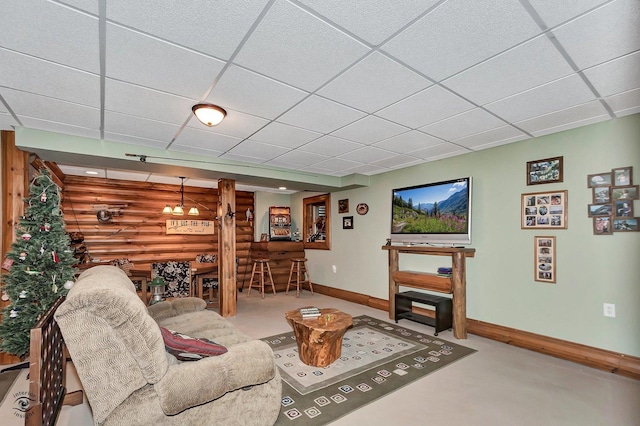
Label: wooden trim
xmin=312 ymin=283 xmax=640 ymax=380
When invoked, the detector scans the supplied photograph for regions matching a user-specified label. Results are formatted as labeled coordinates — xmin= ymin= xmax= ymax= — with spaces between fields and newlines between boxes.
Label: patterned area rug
xmin=263 ymin=315 xmax=476 ymax=425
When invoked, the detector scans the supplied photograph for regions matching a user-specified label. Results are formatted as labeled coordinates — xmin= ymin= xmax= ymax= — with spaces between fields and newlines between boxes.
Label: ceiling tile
xmin=250 ymin=122 xmax=322 ymax=148
xmin=107 ymin=169 xmax=153 ymax=182
xmin=19 ymin=119 xmax=101 ymax=140
xmin=528 ymin=0 xmax=610 ymax=28
xmin=551 ymin=0 xmax=640 ymax=70
xmin=371 ymin=154 xmax=421 ymax=169
xmin=186 ymin=108 xmax=269 ymax=139
xmin=106 ymin=0 xmax=270 ymax=60
xmin=382 ymin=0 xmax=541 ymax=80
xmin=419 ymin=108 xmax=506 ymax=141
xmin=299 ymin=136 xmax=364 ymax=156
xmin=312 ymin=157 xmax=363 ymax=172
xmin=219 ymin=153 xmax=266 ymax=164
xmin=452 ymin=126 xmax=527 ymax=149
xmin=0 ymin=1 xmax=99 ymax=73
xmin=372 ymin=130 xmax=441 ymax=153
xmin=376 ymin=85 xmax=475 ymax=128
xmin=106 ymin=23 xmax=225 ymax=99
xmin=233 ymin=0 xmax=369 ymax=91
xmin=267 ymin=150 xmax=330 ymax=166
xmin=0 ymin=49 xmax=99 ymax=107
xmin=443 ymin=35 xmax=574 ymax=105
xmin=583 ymin=51 xmax=640 ymax=98
xmin=103 ymin=131 xmax=169 ymax=149
xmin=298 ymin=0 xmax=439 ymax=45
xmin=514 ymin=101 xmax=609 ymax=135
xmin=604 ymin=88 xmax=640 ymax=116
xmin=2 ymin=88 xmax=99 ymax=129
xmin=338 ymin=146 xmax=395 ymax=163
xmin=0 ymin=112 xmax=17 ymax=130
xmin=277 ymin=95 xmax=366 ymax=133
xmin=341 ymin=163 xmax=388 ymax=176
xmin=317 ymin=52 xmax=431 ymax=113
xmin=168 ymin=144 xmax=225 ymax=158
xmin=56 ymin=0 xmax=100 ymax=15
xmin=227 ymin=140 xmax=289 ymax=161
xmin=331 ymin=115 xmax=409 ymax=144
xmin=105 ymin=79 xmax=195 ymax=124
xmin=105 ymin=111 xmax=179 ymax=142
xmin=207 ymin=65 xmax=308 ymax=120
xmin=408 ymin=142 xmax=469 ymax=160
xmin=58 ymin=164 xmax=106 ymax=178
xmin=172 ymin=126 xmax=242 ymax=153
xmin=484 ymin=74 xmax=597 ymax=123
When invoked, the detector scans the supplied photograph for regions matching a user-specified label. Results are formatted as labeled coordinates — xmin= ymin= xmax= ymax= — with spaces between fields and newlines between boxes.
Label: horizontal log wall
xmin=62 ymin=176 xmax=254 ymax=287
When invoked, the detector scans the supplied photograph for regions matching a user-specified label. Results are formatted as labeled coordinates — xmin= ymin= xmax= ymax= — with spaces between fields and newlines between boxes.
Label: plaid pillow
xmin=160 ymin=327 xmax=227 ymax=361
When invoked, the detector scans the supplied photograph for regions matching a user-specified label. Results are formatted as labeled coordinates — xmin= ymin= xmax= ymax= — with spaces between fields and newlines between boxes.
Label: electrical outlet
xmin=603 ymin=303 xmax=616 ymax=318
xmin=332 ymin=265 xmax=337 ymax=273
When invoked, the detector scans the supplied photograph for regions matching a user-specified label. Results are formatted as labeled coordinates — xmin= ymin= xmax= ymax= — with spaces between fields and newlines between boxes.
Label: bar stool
xmin=247 ymin=258 xmax=276 ymax=298
xmin=286 ymin=258 xmax=313 ymax=297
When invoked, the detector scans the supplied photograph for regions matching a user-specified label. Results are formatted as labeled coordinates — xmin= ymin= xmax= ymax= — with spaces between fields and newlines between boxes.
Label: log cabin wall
xmin=62 ymin=175 xmax=255 ymax=288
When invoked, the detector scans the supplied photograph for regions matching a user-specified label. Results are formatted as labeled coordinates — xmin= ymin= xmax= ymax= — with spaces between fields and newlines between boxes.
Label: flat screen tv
xmin=390 ymin=177 xmax=472 ymax=245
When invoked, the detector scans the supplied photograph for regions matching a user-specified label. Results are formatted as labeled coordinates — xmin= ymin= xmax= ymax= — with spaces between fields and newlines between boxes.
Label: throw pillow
xmin=160 ymin=326 xmax=228 ymax=361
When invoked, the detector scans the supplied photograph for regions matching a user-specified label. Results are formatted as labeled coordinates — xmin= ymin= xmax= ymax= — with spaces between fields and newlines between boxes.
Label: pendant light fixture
xmin=192 ymin=103 xmax=226 ymax=126
xmin=162 ymin=177 xmax=199 ymax=216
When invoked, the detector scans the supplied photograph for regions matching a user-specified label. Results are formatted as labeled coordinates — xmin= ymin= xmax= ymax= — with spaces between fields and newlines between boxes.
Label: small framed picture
xmin=521 ymin=190 xmax=567 ymax=229
xmin=587 ymin=172 xmax=612 ymax=187
xmin=613 ymin=218 xmax=638 ymax=232
xmin=611 ymin=185 xmax=639 ymax=200
xmin=527 ymin=156 xmax=563 ymax=185
xmin=587 ymin=204 xmax=613 ymax=217
xmin=534 ymin=236 xmax=556 ymax=283
xmin=260 ymin=233 xmax=268 ymax=242
xmin=593 ymin=217 xmax=612 ymax=235
xmin=338 ymin=199 xmax=349 ymax=214
xmin=342 ymin=216 xmax=353 ymax=229
xmin=592 ymin=186 xmax=610 ymax=204
xmin=612 ymin=166 xmax=633 ymax=186
xmin=614 ymin=200 xmax=633 ymax=217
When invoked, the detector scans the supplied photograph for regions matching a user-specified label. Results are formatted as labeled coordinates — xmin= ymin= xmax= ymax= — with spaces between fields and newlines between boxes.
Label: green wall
xmin=280 ymin=114 xmax=640 ymax=356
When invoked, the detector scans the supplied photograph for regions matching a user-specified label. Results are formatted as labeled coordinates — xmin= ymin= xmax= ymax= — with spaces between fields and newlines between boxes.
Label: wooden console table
xmin=382 ymin=245 xmax=475 ymax=339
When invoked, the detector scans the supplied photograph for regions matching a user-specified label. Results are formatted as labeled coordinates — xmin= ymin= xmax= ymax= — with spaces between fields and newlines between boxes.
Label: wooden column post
xmin=388 ymin=249 xmax=399 ymax=320
xmin=217 ymin=179 xmax=236 ymax=317
xmin=451 ymin=252 xmax=467 ymax=339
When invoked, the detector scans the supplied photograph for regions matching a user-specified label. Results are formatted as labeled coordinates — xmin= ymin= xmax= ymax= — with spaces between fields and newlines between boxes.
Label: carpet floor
xmin=263 ymin=315 xmax=476 ymax=425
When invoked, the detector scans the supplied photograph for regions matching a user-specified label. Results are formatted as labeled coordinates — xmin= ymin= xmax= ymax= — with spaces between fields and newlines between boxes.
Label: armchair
xmin=54 ymin=266 xmax=281 ymax=425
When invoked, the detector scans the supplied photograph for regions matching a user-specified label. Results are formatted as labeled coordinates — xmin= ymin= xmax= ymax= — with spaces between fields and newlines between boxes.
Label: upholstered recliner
xmin=54 ymin=266 xmax=281 ymax=425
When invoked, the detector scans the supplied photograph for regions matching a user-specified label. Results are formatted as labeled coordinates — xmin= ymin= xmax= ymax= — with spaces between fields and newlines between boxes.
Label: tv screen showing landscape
xmin=391 ymin=177 xmax=471 ymax=245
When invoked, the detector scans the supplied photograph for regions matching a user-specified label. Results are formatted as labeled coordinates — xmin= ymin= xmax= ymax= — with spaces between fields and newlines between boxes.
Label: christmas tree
xmin=0 ymin=168 xmax=77 ymax=357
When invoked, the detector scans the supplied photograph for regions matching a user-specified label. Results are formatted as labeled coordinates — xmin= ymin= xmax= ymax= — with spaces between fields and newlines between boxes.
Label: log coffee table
xmin=285 ymin=308 xmax=353 ymax=367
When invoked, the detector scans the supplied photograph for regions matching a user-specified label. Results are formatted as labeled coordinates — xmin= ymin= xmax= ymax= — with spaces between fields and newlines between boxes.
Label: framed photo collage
xmin=588 ymin=166 xmax=638 ymax=235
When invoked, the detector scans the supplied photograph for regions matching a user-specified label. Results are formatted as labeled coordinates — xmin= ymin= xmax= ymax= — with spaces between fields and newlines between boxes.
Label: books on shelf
xmin=437 ymin=267 xmax=452 ymax=277
xmin=299 ymin=307 xmax=321 ymax=318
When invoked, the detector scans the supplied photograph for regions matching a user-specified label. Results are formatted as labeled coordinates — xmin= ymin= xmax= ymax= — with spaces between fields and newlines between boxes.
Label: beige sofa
xmin=55 ymin=265 xmax=281 ymax=425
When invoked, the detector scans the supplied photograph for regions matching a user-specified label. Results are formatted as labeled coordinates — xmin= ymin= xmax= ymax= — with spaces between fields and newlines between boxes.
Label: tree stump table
xmin=285 ymin=308 xmax=353 ymax=367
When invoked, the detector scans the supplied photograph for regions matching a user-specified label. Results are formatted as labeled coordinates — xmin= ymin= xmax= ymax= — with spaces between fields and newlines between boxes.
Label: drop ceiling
xmin=1 ymin=0 xmax=638 ymax=192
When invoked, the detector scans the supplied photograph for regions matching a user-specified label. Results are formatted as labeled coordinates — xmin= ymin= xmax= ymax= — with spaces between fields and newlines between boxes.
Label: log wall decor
xmin=62 ymin=175 xmax=254 ymax=287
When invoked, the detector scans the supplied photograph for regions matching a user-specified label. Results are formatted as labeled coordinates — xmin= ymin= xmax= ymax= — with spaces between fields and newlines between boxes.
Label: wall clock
xmin=356 ymin=203 xmax=369 ymax=215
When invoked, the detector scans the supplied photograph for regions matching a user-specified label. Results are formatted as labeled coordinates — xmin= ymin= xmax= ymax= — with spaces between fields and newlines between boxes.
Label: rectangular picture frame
xmin=611 ymin=185 xmax=639 ymax=200
xmin=534 ymin=236 xmax=555 ymax=283
xmin=614 ymin=200 xmax=633 ymax=218
xmin=592 ymin=186 xmax=611 ymax=204
xmin=342 ymin=216 xmax=353 ymax=229
xmin=587 ymin=203 xmax=613 ymax=217
xmin=338 ymin=199 xmax=349 ymax=214
xmin=526 ymin=156 xmax=563 ymax=185
xmin=593 ymin=216 xmax=612 ymax=235
xmin=521 ymin=190 xmax=567 ymax=229
xmin=613 ymin=218 xmax=638 ymax=232
xmin=587 ymin=172 xmax=612 ymax=187
xmin=612 ymin=166 xmax=633 ymax=186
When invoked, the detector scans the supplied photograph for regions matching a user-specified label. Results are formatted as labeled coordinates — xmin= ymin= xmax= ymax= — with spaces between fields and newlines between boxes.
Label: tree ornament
xmin=19 ymin=290 xmax=27 ymax=298
xmin=63 ymin=280 xmax=74 ymax=290
xmin=1 ymin=291 xmax=8 ymax=301
xmin=2 ymin=257 xmax=13 ymax=269
xmin=19 ymin=252 xmax=27 ymax=261
xmin=9 ymin=309 xmax=18 ymax=318
xmin=40 ymin=222 xmax=51 ymax=232
xmin=21 ymin=233 xmax=32 ymax=241
xmin=41 ymin=192 xmax=47 ymax=202
xmin=51 ymin=207 xmax=61 ymax=216
xmin=52 ymin=251 xmax=59 ymax=263
xmin=40 ymin=244 xmax=45 ymax=255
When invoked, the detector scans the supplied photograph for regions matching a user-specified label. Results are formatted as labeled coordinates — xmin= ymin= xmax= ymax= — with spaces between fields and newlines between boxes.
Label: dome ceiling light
xmin=192 ymin=103 xmax=226 ymax=127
